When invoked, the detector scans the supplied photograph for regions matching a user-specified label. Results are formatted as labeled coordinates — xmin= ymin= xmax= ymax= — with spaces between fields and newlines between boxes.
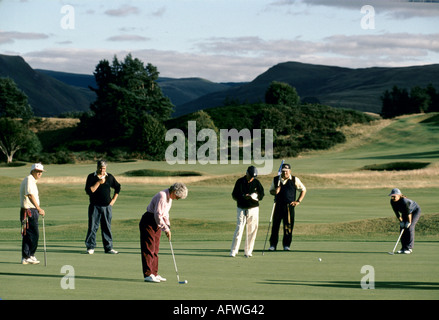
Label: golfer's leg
xmin=29 ymin=209 xmax=40 ymax=256
xmin=152 ymin=229 xmax=161 ymax=276
xmin=140 ymin=222 xmax=155 ymax=277
xmin=101 ymin=205 xmax=113 ymax=252
xmin=245 ymin=207 xmax=259 ymax=256
xmin=85 ymin=204 xmax=100 ymax=250
xmin=269 ymin=207 xmax=282 ymax=249
xmin=408 ymin=209 xmax=421 ymax=250
xmin=283 ymin=205 xmax=294 ymax=248
xmin=230 ymin=208 xmax=245 ymax=256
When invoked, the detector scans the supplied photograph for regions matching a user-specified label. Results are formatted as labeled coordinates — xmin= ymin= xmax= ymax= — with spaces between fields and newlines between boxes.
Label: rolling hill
xmin=36 ymin=70 xmax=241 ymax=110
xmin=2 ymin=54 xmax=439 ymax=118
xmin=175 ymin=61 xmax=439 ymax=116
xmin=0 ymin=54 xmax=95 ymax=116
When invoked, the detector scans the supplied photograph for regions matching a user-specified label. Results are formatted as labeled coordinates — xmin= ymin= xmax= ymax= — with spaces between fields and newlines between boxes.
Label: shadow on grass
xmin=261 ymin=279 xmax=439 ymax=290
xmin=360 ymin=150 xmax=439 ymax=160
xmin=0 ymin=271 xmax=140 ymax=283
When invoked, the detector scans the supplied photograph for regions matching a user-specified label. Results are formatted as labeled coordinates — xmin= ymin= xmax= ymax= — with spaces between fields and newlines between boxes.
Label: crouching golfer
xmin=140 ymin=183 xmax=188 ymax=283
xmin=230 ymin=166 xmax=264 ymax=257
xmin=389 ymin=188 xmax=421 ymax=254
xmin=20 ymin=163 xmax=46 ymax=264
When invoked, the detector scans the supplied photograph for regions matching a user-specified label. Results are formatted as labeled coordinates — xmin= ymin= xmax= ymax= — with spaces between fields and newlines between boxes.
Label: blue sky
xmin=1 ymin=0 xmax=438 ymax=82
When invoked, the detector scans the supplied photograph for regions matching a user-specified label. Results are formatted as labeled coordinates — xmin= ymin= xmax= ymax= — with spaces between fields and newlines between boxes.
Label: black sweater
xmin=85 ymin=172 xmax=121 ymax=206
xmin=232 ymin=176 xmax=264 ymax=209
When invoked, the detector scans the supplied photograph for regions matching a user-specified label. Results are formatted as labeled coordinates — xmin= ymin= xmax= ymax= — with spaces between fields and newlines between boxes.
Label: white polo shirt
xmin=20 ymin=174 xmax=39 ymax=209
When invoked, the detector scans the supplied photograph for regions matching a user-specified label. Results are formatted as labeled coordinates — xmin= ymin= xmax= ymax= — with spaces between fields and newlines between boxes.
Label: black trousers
xmin=20 ymin=208 xmax=40 ymax=258
xmin=270 ymin=203 xmax=295 ymax=249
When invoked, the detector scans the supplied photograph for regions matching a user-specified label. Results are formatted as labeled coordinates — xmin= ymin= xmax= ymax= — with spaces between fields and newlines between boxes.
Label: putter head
xmin=387 ymin=252 xmax=395 ymax=255
xmin=179 ymin=280 xmax=188 ymax=284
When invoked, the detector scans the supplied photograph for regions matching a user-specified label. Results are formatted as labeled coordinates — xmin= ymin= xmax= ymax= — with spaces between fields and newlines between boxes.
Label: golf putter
xmin=388 ymin=228 xmax=404 ymax=255
xmin=169 ymin=240 xmax=187 ymax=284
xmin=42 ymin=216 xmax=47 ymax=266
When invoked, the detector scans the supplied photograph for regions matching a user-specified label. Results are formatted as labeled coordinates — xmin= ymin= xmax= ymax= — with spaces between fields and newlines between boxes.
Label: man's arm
xmin=28 ymin=194 xmax=45 ymax=216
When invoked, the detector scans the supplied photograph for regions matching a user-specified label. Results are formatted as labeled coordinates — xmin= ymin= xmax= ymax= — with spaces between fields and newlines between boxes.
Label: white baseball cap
xmin=31 ymin=163 xmax=45 ymax=172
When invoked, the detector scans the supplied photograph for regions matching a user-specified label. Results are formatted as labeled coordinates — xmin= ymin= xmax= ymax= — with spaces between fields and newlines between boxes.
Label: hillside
xmin=3 ymin=54 xmax=439 ymax=118
xmin=36 ymin=69 xmax=240 ymax=109
xmin=0 ymin=54 xmax=94 ymax=116
xmin=175 ymin=61 xmax=439 ymax=116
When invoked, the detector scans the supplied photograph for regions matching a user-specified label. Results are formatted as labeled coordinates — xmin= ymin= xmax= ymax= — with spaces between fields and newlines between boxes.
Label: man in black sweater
xmin=230 ymin=166 xmax=264 ymax=258
xmin=85 ymin=160 xmax=121 ymax=254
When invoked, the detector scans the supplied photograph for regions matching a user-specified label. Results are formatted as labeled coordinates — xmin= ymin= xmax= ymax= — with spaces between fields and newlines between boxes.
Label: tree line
xmin=381 ymin=84 xmax=439 ymax=119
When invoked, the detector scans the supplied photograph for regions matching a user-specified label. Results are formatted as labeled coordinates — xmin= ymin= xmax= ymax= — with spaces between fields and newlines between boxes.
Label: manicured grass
xmin=1 ymin=240 xmax=438 ymax=300
xmin=1 ymin=113 xmax=438 ymax=301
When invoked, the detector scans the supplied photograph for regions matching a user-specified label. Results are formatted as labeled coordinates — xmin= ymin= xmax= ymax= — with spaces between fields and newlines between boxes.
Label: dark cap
xmin=281 ymin=163 xmax=291 ymax=171
xmin=246 ymin=166 xmax=258 ymax=177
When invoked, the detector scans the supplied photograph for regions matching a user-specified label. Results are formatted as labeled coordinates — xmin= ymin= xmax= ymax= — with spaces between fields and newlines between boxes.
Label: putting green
xmin=1 ymin=240 xmax=438 ymax=300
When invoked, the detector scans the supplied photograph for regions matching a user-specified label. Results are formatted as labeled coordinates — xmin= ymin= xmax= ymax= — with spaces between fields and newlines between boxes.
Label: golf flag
xmin=277 ymin=159 xmax=284 ymax=176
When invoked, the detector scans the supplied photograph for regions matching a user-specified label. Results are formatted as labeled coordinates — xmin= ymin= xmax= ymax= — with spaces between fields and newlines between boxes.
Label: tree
xmin=0 ymin=77 xmax=33 ymax=121
xmin=0 ymin=118 xmax=41 ymax=163
xmin=380 ymin=86 xmax=412 ymax=119
xmin=84 ymin=54 xmax=174 ymax=143
xmin=410 ymin=86 xmax=430 ymax=113
xmin=425 ymin=84 xmax=439 ymax=112
xmin=131 ymin=113 xmax=167 ymax=159
xmin=265 ymin=81 xmax=300 ymax=107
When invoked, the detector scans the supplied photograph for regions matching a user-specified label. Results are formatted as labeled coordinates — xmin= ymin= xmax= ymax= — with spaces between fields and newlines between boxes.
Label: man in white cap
xmin=388 ymin=188 xmax=421 ymax=254
xmin=20 ymin=163 xmax=46 ymax=264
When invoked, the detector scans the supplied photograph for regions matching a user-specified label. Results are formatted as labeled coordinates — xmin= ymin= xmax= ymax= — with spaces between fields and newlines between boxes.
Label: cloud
xmin=106 ymin=34 xmax=150 ymax=42
xmin=151 ymin=6 xmax=166 ymax=17
xmin=0 ymin=31 xmax=49 ymax=45
xmin=295 ymin=0 xmax=439 ymax=18
xmin=104 ymin=5 xmax=140 ymax=17
xmin=195 ymin=32 xmax=439 ymax=58
xmin=20 ymin=30 xmax=439 ymax=82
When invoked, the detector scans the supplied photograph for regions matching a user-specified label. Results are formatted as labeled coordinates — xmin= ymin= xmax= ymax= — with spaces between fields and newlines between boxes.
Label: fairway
xmin=1 ymin=113 xmax=439 ymax=302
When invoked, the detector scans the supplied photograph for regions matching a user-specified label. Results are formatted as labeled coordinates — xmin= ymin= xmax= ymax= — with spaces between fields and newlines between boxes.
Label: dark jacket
xmin=390 ymin=197 xmax=420 ymax=218
xmin=85 ymin=172 xmax=121 ymax=206
xmin=232 ymin=176 xmax=264 ymax=209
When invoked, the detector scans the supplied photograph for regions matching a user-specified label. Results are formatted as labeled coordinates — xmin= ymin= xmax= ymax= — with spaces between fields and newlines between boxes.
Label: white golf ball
xmin=318 ymin=258 xmax=322 ymax=262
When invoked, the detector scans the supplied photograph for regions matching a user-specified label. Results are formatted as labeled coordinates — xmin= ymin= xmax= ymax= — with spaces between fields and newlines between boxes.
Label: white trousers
xmin=230 ymin=207 xmax=259 ymax=256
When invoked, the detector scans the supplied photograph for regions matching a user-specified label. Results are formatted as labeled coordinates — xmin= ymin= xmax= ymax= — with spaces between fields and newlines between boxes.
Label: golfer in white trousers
xmin=230 ymin=166 xmax=264 ymax=258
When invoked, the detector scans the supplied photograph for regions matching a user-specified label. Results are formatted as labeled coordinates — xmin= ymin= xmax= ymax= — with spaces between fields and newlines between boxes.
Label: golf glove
xmin=399 ymin=221 xmax=405 ymax=228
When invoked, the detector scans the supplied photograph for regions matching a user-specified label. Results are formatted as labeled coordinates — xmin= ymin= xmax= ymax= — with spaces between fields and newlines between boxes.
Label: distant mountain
xmin=38 ymin=70 xmax=242 ymax=109
xmin=0 ymin=54 xmax=241 ymax=117
xmin=0 ymin=54 xmax=95 ymax=116
xmin=175 ymin=61 xmax=439 ymax=116
xmin=2 ymin=54 xmax=439 ymax=118
xmin=157 ymin=77 xmax=242 ymax=108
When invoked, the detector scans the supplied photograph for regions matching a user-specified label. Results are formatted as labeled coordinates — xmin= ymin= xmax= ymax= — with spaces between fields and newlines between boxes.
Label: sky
xmin=0 ymin=0 xmax=439 ymax=82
